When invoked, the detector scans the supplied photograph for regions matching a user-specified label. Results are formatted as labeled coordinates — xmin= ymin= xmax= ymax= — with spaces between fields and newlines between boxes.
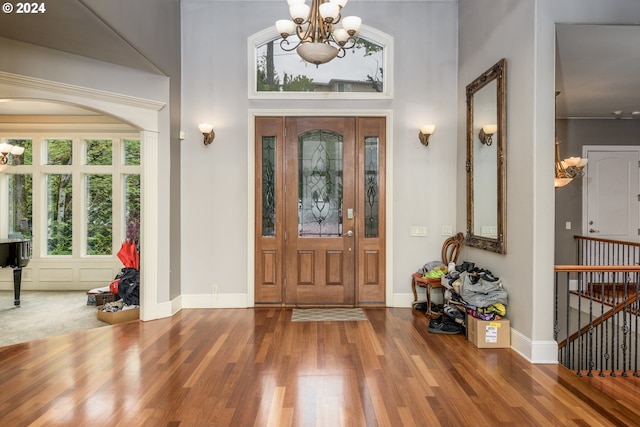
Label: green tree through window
xmin=86 ymin=174 xmax=113 ymax=255
xmin=3 ymin=137 xmax=141 ymax=257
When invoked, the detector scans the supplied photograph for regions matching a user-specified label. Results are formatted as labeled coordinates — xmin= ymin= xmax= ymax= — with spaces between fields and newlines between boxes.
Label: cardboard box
xmin=94 ymin=292 xmax=118 ymax=306
xmin=97 ymin=306 xmax=140 ymax=324
xmin=467 ymin=316 xmax=510 ymax=348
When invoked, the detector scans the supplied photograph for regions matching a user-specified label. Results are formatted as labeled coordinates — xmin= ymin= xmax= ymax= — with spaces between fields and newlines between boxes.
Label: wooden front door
xmin=255 ymin=116 xmax=386 ymax=306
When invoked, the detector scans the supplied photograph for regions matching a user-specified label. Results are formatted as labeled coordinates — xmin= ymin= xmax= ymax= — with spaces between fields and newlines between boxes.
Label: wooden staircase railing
xmin=575 ymin=235 xmax=640 ymax=266
xmin=555 ymin=265 xmax=640 ymax=377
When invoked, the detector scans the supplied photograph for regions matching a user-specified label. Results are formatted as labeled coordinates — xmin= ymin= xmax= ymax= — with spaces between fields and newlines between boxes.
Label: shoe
xmin=461 ymin=261 xmax=475 ymax=272
xmin=444 ymin=305 xmax=464 ymax=320
xmin=413 ymin=302 xmax=428 ymax=312
xmin=428 ymin=318 xmax=462 ymax=334
xmin=429 ymin=315 xmax=443 ymax=327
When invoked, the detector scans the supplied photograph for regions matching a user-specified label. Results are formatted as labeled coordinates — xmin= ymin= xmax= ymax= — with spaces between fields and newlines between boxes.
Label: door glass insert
xmin=262 ymin=136 xmax=276 ymax=237
xmin=298 ymin=130 xmax=343 ymax=237
xmin=364 ymin=137 xmax=379 ymax=238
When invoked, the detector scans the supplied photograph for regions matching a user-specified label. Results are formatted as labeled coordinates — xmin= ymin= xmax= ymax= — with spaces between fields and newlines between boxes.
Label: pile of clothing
xmin=425 ymin=262 xmax=508 ymax=335
xmin=88 ymin=240 xmax=140 ymax=311
xmin=446 ymin=263 xmax=508 ymax=320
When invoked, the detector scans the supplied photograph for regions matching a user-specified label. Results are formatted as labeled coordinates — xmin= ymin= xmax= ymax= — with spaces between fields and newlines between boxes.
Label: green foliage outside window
xmin=46 ymin=140 xmax=73 ymax=255
xmin=47 ymin=173 xmax=73 ymax=255
xmin=124 ymin=140 xmax=141 ymax=243
xmin=7 ymin=140 xmax=33 ymax=239
xmin=7 ymin=139 xmax=32 ymax=165
xmin=282 ymin=73 xmax=315 ymax=92
xmin=125 ymin=139 xmax=141 ymax=166
xmin=86 ymin=174 xmax=113 ymax=255
xmin=256 ymin=38 xmax=384 ymax=93
xmin=6 ymin=138 xmax=140 ymax=256
xmin=86 ymin=139 xmax=112 ymax=165
xmin=47 ymin=139 xmax=72 ymax=165
xmin=8 ymin=174 xmax=33 ymax=239
xmin=125 ymin=174 xmax=141 ymax=242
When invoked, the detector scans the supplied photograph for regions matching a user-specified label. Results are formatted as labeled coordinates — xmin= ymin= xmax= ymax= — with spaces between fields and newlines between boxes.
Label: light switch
xmin=410 ymin=226 xmax=428 ymax=237
xmin=565 ymin=222 xmax=571 ymax=230
xmin=442 ymin=226 xmax=453 ymax=235
xmin=347 ymin=208 xmax=354 ymax=219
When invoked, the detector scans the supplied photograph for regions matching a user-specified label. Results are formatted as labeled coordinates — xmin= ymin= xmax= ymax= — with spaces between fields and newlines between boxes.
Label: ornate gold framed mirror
xmin=465 ymin=58 xmax=506 ymax=254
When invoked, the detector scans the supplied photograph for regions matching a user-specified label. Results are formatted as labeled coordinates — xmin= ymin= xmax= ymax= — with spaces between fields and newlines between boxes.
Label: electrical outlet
xmin=212 ymin=285 xmax=218 ymax=294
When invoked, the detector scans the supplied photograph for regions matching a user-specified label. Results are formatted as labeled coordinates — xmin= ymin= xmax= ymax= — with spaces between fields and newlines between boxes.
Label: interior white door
xmin=583 ymin=146 xmax=640 ymax=242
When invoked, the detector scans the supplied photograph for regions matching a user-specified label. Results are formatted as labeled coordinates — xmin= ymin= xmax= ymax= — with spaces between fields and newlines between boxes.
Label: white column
xmin=140 ymin=129 xmax=159 ymax=321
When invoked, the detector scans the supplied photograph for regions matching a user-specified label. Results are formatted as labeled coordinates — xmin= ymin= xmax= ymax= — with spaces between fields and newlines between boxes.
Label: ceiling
xmin=555 ymin=24 xmax=640 ymax=120
xmin=0 ymin=0 xmax=162 ymax=117
xmin=0 ymin=8 xmax=637 ymax=119
xmin=0 ymin=0 xmax=160 ymax=75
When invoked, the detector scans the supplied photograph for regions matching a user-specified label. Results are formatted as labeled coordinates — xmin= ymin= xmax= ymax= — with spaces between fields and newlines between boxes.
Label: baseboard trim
xmin=181 ymin=293 xmax=248 ymax=309
xmin=511 ymin=328 xmax=558 ymax=364
xmin=392 ymin=293 xmax=416 ymax=307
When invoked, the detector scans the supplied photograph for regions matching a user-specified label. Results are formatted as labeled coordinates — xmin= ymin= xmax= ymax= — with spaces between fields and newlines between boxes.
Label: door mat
xmin=291 ymin=308 xmax=368 ymax=322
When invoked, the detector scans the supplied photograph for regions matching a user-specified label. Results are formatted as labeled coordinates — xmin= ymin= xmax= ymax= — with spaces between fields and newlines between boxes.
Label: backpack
xmin=117 ymin=267 xmax=140 ymax=306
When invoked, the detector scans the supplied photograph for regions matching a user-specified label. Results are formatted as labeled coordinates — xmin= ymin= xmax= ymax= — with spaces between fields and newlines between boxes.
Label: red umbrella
xmin=117 ymin=240 xmax=139 ymax=270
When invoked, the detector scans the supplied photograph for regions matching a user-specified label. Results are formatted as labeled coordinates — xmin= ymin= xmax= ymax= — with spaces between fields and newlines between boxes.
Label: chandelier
xmin=553 ymin=91 xmax=587 ymax=188
xmin=0 ymin=142 xmax=24 ymax=172
xmin=554 ymin=138 xmax=587 ymax=188
xmin=275 ymin=0 xmax=362 ymax=66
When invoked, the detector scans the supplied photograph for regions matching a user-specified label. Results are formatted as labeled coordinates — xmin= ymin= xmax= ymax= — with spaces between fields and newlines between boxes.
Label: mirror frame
xmin=465 ymin=58 xmax=507 ymax=254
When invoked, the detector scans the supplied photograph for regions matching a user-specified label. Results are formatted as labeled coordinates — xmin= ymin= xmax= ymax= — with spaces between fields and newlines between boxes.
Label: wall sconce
xmin=479 ymin=124 xmax=497 ymax=146
xmin=418 ymin=125 xmax=435 ymax=147
xmin=198 ymin=123 xmax=215 ymax=146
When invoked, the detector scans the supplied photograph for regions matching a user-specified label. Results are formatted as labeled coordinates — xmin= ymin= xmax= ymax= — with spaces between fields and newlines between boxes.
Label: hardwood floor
xmin=1 ymin=308 xmax=640 ymax=426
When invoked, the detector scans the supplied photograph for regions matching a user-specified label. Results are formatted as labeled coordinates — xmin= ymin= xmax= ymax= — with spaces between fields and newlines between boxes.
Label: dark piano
xmin=0 ymin=238 xmax=31 ymax=306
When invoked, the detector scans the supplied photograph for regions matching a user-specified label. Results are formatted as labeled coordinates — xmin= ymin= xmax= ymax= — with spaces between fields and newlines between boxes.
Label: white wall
xmin=180 ymin=1 xmax=459 ymax=306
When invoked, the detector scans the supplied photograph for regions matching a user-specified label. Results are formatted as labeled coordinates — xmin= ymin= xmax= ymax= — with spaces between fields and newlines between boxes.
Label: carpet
xmin=291 ymin=308 xmax=368 ymax=322
xmin=0 ymin=290 xmax=109 ymax=347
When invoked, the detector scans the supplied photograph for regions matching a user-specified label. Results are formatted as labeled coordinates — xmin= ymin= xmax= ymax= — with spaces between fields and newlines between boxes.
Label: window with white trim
xmin=2 ymin=134 xmax=140 ymax=258
xmin=249 ymin=25 xmax=394 ymax=99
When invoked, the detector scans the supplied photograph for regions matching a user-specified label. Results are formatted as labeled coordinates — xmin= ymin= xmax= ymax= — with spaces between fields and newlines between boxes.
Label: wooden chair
xmin=411 ymin=232 xmax=464 ymax=314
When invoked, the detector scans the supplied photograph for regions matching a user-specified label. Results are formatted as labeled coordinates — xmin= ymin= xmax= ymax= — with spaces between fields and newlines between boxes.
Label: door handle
xmin=345 ymin=230 xmax=353 ymax=237
xmin=589 ymin=228 xmax=600 ymax=233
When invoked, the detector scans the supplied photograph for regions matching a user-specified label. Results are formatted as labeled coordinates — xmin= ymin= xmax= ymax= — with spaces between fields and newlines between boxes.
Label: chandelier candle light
xmin=553 ymin=91 xmax=587 ymax=188
xmin=275 ymin=0 xmax=362 ymax=65
xmin=554 ymin=138 xmax=587 ymax=188
xmin=0 ymin=142 xmax=25 ymax=172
